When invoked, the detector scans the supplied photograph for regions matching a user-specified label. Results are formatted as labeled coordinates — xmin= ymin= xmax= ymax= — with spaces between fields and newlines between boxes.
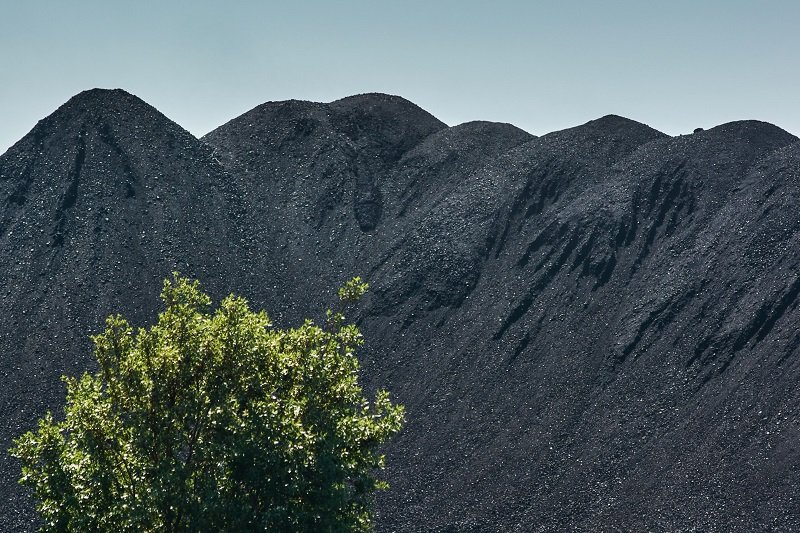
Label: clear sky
xmin=1 ymin=0 xmax=798 ymax=154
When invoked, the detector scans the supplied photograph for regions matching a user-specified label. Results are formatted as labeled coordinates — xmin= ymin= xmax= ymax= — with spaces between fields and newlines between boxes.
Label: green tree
xmin=10 ymin=275 xmax=404 ymax=532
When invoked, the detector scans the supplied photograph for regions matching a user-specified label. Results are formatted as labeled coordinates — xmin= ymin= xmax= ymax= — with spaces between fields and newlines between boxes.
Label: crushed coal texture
xmin=2 ymin=89 xmax=800 ymax=532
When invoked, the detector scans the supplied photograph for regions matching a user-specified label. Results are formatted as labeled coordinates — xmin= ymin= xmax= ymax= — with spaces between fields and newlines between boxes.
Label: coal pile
xmin=2 ymin=89 xmax=799 ymax=532
xmin=0 ymin=89 xmax=249 ymax=530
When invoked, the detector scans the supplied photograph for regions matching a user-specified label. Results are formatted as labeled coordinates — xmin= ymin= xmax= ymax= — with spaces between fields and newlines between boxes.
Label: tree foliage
xmin=11 ymin=275 xmax=404 ymax=532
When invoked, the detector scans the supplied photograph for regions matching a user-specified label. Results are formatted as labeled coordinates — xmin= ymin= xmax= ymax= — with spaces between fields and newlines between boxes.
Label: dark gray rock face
xmin=2 ymin=89 xmax=800 ymax=532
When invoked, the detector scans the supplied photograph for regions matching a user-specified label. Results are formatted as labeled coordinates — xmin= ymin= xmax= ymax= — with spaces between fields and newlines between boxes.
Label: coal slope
xmin=2 ymin=89 xmax=800 ymax=532
xmin=205 ymin=103 xmax=800 ymax=532
xmin=0 ymin=89 xmax=251 ymax=530
xmin=200 ymin=94 xmax=535 ymax=325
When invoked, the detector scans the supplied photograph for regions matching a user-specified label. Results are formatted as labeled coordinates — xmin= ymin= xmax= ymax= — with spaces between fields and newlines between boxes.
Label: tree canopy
xmin=11 ymin=275 xmax=404 ymax=532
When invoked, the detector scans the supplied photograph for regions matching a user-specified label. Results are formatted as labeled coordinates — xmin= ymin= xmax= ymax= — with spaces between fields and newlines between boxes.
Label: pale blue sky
xmin=1 ymin=1 xmax=798 ymax=153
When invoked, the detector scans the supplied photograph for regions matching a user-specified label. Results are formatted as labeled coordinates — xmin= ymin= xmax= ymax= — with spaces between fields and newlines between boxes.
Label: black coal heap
xmin=2 ymin=89 xmax=799 ymax=532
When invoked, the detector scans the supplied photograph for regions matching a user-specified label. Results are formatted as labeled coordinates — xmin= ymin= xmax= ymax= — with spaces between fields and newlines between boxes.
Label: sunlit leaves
xmin=10 ymin=275 xmax=404 ymax=532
